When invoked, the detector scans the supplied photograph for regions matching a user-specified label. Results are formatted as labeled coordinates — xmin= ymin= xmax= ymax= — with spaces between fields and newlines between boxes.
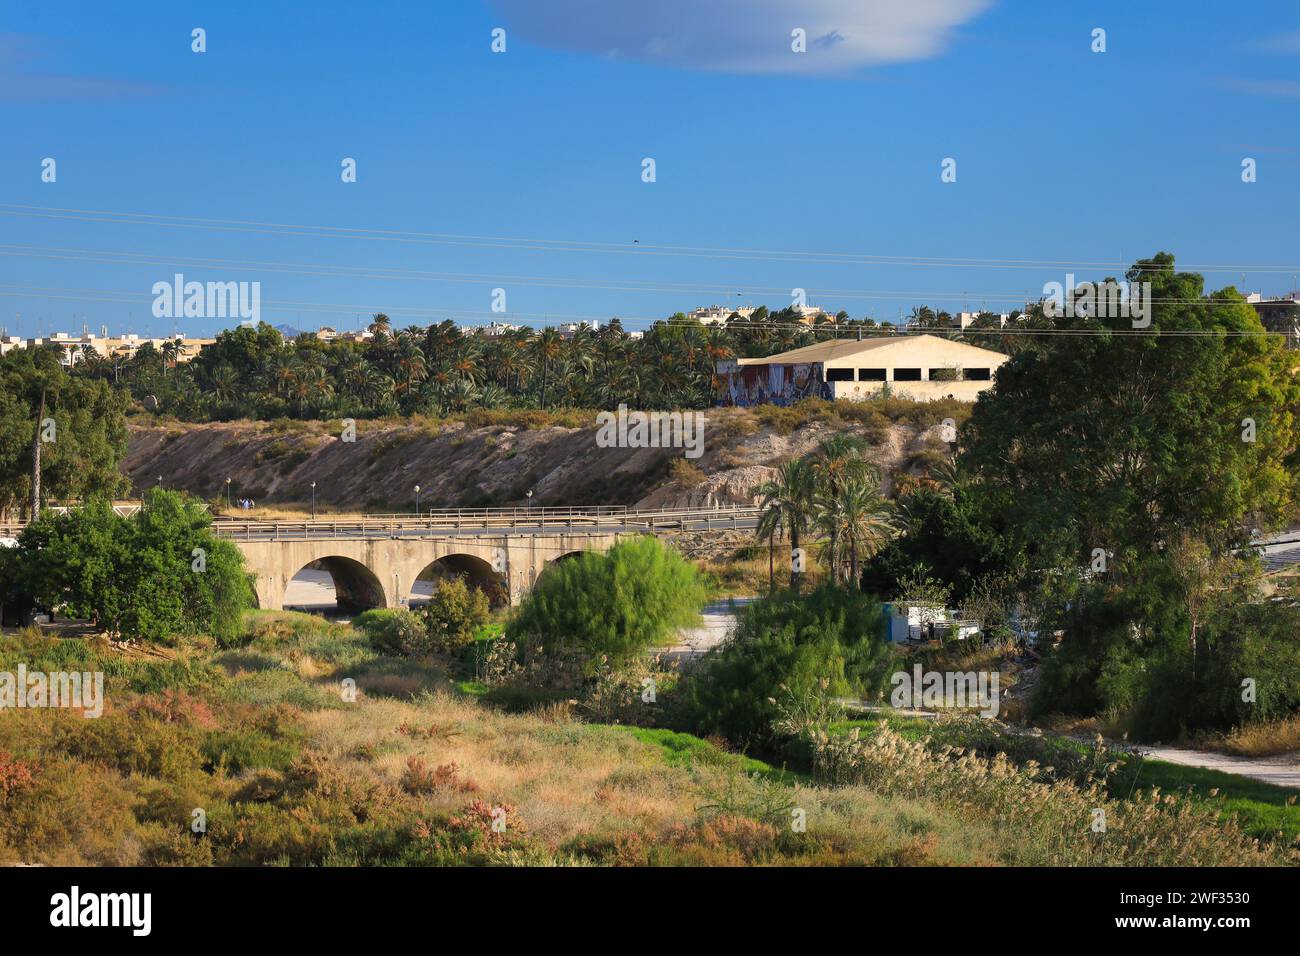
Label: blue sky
xmin=2 ymin=0 xmax=1298 ymax=338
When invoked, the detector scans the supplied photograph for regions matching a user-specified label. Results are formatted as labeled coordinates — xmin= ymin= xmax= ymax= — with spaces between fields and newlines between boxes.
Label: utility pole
xmin=30 ymin=387 xmax=45 ymax=517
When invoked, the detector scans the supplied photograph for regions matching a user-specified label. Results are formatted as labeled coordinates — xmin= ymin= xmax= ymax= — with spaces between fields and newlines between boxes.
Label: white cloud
xmin=486 ymin=0 xmax=994 ymax=74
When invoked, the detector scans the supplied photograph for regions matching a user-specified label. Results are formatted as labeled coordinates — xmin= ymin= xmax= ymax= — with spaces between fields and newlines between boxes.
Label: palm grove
xmin=56 ymin=300 xmax=1087 ymax=423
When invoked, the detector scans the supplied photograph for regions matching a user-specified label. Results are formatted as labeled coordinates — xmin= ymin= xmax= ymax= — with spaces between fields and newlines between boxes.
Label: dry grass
xmin=1205 ymin=716 xmax=1300 ymax=758
xmin=301 ymin=693 xmax=707 ymax=847
xmin=2 ymin=611 xmax=1287 ymax=867
xmin=699 ymin=547 xmax=828 ymax=598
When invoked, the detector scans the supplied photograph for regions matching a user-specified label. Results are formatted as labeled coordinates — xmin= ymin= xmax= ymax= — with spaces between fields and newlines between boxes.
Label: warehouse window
xmin=965 ymin=367 xmax=991 ymax=381
xmin=893 ymin=368 xmax=922 ymax=381
xmin=825 ymin=368 xmax=854 ymax=382
xmin=858 ymin=368 xmax=887 ymax=381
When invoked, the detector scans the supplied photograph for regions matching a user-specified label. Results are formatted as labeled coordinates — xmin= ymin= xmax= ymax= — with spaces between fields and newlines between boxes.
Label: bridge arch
xmin=533 ymin=548 xmax=596 ymax=588
xmin=409 ymin=553 xmax=507 ymax=608
xmin=283 ymin=556 xmax=387 ymax=613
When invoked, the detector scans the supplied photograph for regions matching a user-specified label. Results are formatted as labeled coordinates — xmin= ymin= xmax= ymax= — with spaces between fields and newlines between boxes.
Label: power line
xmin=0 ymin=244 xmax=1277 ymax=307
xmin=3 ymin=201 xmax=1299 ymax=275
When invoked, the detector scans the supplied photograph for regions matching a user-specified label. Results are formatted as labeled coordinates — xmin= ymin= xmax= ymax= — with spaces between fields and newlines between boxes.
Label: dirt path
xmin=1129 ymin=744 xmax=1300 ymax=789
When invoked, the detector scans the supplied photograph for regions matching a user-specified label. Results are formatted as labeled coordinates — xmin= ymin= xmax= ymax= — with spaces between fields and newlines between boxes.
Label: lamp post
xmin=225 ymin=477 xmax=232 ymax=512
xmin=310 ymin=481 xmax=317 ymax=520
xmin=525 ymin=489 xmax=533 ymax=514
xmin=414 ymin=484 xmax=421 ymax=517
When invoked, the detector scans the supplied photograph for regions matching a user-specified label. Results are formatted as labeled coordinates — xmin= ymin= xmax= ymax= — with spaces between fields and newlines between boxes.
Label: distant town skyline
xmin=2 ymin=1 xmax=1299 ymax=336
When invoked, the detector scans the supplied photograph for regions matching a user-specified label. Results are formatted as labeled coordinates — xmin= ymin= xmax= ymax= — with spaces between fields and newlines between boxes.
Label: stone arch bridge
xmin=214 ymin=506 xmax=760 ymax=612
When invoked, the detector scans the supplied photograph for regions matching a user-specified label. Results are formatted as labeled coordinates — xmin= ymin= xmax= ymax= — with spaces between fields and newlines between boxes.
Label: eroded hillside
xmin=123 ymin=401 xmax=967 ymax=512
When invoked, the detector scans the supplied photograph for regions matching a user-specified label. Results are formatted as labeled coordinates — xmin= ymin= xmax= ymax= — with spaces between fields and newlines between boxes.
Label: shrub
xmin=667 ymin=457 xmax=705 ymax=486
xmin=680 ymin=586 xmax=892 ymax=750
xmin=505 ymin=537 xmax=706 ymax=673
xmin=354 ymin=608 xmax=426 ymax=657
xmin=782 ymin=700 xmax=1281 ymax=866
xmin=415 ymin=578 xmax=490 ymax=656
xmin=1032 ymin=575 xmax=1300 ymax=741
xmin=355 ymin=582 xmax=489 ymax=657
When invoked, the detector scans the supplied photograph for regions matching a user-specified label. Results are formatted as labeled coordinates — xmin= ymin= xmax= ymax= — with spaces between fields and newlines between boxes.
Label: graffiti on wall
xmin=714 ymin=362 xmax=829 ymax=407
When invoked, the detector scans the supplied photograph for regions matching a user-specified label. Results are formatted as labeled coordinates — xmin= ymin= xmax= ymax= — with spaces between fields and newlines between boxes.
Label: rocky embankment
xmin=123 ymin=407 xmax=948 ymax=512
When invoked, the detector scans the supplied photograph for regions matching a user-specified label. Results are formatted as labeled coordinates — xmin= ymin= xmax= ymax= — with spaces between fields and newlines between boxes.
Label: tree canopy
xmin=960 ymin=253 xmax=1300 ymax=575
xmin=0 ymin=489 xmax=253 ymax=644
xmin=0 ymin=347 xmax=129 ymax=515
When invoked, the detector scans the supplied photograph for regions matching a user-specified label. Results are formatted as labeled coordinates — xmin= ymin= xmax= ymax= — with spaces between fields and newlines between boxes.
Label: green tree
xmin=681 ymin=586 xmax=890 ymax=749
xmin=0 ymin=349 xmax=129 ymax=517
xmin=961 ymin=254 xmax=1299 ymax=573
xmin=2 ymin=490 xmax=253 ymax=644
xmin=506 ymin=536 xmax=706 ymax=671
xmin=418 ymin=577 xmax=490 ymax=655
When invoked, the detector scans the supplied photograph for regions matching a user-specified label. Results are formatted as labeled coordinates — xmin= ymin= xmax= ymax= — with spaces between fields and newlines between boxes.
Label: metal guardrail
xmin=207 ymin=506 xmax=763 ymax=540
xmin=360 ymin=505 xmax=632 ymax=519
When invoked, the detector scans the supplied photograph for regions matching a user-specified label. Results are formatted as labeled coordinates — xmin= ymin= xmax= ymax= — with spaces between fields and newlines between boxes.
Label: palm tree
xmin=335 ymin=352 xmax=369 ymax=397
xmin=478 ymin=383 xmax=509 ymax=408
xmin=491 ymin=340 xmax=533 ymax=393
xmin=446 ymin=377 xmax=480 ymax=412
xmin=450 ymin=338 xmax=483 ymax=384
xmin=808 ymin=435 xmax=876 ymax=581
xmin=160 ymin=339 xmax=179 ymax=377
xmin=208 ymin=363 xmax=240 ymax=404
xmin=836 ymin=477 xmax=895 ymax=586
xmin=391 ymin=333 xmax=428 ymax=398
xmin=367 ymin=313 xmax=392 ymax=337
xmin=812 ymin=491 xmax=845 ymax=585
xmin=260 ymin=352 xmax=299 ymax=400
xmin=755 ymin=458 xmax=814 ymax=591
xmin=532 ymin=329 xmax=564 ymax=408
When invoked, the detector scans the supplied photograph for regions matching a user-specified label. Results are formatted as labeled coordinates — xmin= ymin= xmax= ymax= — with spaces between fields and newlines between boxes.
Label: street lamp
xmin=525 ymin=489 xmax=533 ymax=513
xmin=310 ymin=481 xmax=317 ymax=520
xmin=225 ymin=477 xmax=232 ymax=512
xmin=414 ymin=484 xmax=421 ymax=517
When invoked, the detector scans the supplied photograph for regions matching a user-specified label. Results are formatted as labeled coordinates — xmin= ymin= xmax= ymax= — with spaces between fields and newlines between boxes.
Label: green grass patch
xmin=1110 ymin=755 xmax=1300 ymax=843
xmin=611 ymin=726 xmax=799 ymax=783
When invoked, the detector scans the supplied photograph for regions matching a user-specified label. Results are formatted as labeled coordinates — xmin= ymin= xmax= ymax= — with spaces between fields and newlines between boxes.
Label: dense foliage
xmin=355 ymin=578 xmax=489 ymax=656
xmin=1031 ymin=560 xmax=1300 ymax=739
xmin=505 ymin=536 xmax=706 ymax=668
xmin=64 ymin=300 xmax=1057 ymax=423
xmin=862 ymin=253 xmax=1300 ymax=739
xmin=961 ymin=254 xmax=1300 ymax=567
xmin=858 ymin=485 xmax=1017 ymax=606
xmin=0 ymin=348 xmax=129 ymax=515
xmin=0 ymin=490 xmax=253 ymax=644
xmin=681 ymin=586 xmax=892 ymax=750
